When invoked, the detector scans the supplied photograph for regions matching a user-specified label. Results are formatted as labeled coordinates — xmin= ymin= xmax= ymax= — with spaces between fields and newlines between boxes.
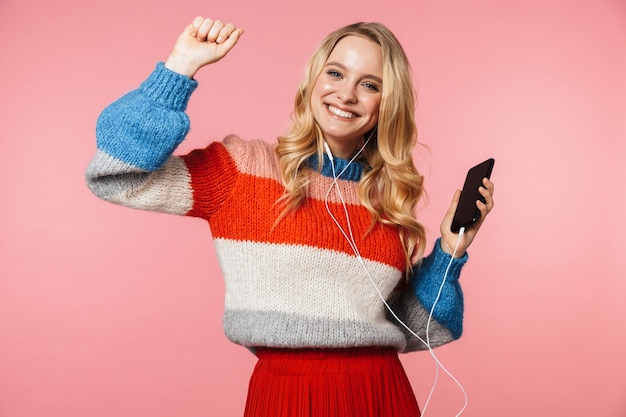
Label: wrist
xmin=415 ymin=238 xmax=468 ymax=282
xmin=164 ymin=52 xmax=201 ymax=78
xmin=440 ymin=237 xmax=466 ymax=259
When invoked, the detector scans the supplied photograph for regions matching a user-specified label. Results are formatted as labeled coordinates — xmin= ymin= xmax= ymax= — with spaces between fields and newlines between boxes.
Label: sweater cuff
xmin=420 ymin=238 xmax=468 ymax=282
xmin=139 ymin=62 xmax=198 ymax=111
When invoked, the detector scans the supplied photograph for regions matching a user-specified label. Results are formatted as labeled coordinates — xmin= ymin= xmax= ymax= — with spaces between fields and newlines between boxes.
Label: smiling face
xmin=310 ymin=35 xmax=383 ymax=159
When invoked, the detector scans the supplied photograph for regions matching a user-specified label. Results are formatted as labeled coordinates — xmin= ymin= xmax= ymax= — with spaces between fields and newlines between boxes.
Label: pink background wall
xmin=1 ymin=0 xmax=625 ymax=416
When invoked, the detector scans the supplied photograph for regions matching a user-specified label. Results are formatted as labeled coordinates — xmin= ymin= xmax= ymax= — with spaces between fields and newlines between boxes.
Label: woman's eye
xmin=327 ymin=70 xmax=341 ymax=78
xmin=363 ymin=82 xmax=380 ymax=92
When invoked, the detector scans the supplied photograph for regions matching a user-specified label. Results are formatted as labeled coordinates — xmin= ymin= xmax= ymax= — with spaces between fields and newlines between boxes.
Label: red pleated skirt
xmin=244 ymin=347 xmax=421 ymax=417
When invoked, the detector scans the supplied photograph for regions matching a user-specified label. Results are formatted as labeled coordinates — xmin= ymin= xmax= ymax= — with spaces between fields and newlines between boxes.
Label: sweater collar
xmin=307 ymin=153 xmax=364 ymax=182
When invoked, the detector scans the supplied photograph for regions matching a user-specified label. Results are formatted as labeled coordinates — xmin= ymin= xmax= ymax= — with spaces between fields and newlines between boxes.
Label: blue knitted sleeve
xmin=95 ymin=63 xmax=198 ymax=171
xmin=387 ymin=238 xmax=468 ymax=352
xmin=411 ymin=238 xmax=468 ymax=339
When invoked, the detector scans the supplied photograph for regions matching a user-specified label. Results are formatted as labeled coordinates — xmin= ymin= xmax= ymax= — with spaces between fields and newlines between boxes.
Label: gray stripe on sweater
xmin=85 ymin=149 xmax=192 ymax=215
xmin=223 ymin=308 xmax=453 ymax=353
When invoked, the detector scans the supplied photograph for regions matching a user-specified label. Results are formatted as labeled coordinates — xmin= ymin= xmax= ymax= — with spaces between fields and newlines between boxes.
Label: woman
xmin=86 ymin=16 xmax=494 ymax=417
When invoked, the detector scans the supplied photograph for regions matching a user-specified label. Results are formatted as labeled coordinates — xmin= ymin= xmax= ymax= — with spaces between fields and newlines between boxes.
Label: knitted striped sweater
xmin=86 ymin=63 xmax=468 ymax=353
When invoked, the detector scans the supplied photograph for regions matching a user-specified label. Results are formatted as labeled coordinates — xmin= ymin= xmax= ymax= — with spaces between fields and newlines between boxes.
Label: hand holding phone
xmin=450 ymin=158 xmax=495 ymax=233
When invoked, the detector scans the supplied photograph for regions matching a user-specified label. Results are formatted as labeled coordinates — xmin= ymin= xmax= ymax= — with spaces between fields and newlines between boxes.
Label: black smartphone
xmin=450 ymin=158 xmax=495 ymax=233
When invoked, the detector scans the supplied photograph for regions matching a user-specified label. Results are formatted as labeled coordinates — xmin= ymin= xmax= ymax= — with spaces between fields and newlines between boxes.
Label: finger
xmin=476 ymin=199 xmax=489 ymax=218
xmin=218 ymin=27 xmax=244 ymax=52
xmin=447 ymin=189 xmax=461 ymax=215
xmin=207 ymin=20 xmax=225 ymax=43
xmin=442 ymin=189 xmax=461 ymax=228
xmin=479 ymin=180 xmax=494 ymax=210
xmin=216 ymin=22 xmax=236 ymax=43
xmin=187 ymin=16 xmax=204 ymax=38
xmin=189 ymin=16 xmax=205 ymax=37
xmin=196 ymin=17 xmax=215 ymax=41
xmin=482 ymin=177 xmax=495 ymax=195
xmin=476 ymin=190 xmax=493 ymax=223
xmin=476 ymin=194 xmax=492 ymax=218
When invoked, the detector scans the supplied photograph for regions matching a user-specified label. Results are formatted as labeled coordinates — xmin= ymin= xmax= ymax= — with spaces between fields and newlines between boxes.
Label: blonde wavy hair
xmin=275 ymin=22 xmax=426 ymax=272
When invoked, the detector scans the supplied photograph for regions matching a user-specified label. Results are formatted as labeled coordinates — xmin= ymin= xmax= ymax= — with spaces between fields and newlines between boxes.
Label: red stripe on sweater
xmin=182 ymin=142 xmax=239 ymax=219
xmin=212 ymin=173 xmax=405 ymax=270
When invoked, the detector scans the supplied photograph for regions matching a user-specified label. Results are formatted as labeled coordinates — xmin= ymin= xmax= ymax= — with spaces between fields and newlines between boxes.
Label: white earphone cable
xmin=323 ymin=141 xmax=467 ymax=417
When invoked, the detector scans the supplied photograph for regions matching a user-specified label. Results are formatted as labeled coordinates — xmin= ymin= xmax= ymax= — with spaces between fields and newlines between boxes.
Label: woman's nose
xmin=337 ymin=84 xmax=357 ymax=103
